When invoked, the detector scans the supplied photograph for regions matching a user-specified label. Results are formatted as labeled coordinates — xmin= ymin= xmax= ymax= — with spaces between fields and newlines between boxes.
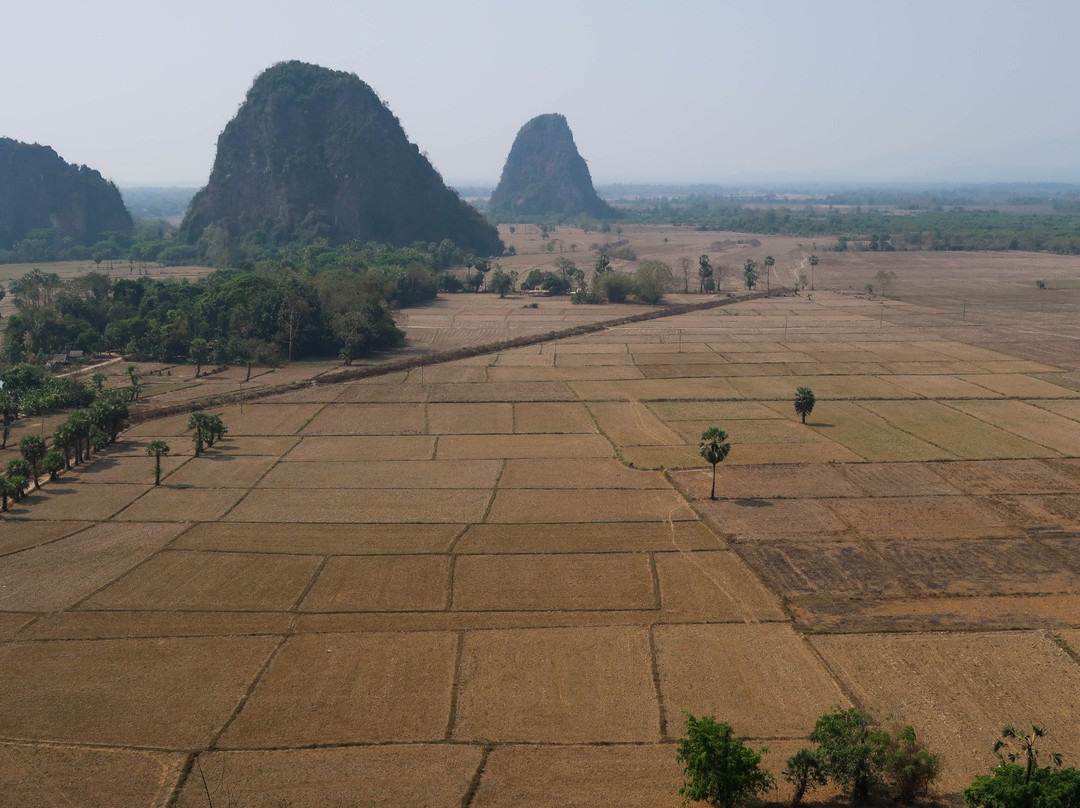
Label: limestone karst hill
xmin=0 ymin=137 xmax=132 ymax=249
xmin=488 ymin=113 xmax=617 ymax=222
xmin=180 ymin=61 xmax=502 ymax=256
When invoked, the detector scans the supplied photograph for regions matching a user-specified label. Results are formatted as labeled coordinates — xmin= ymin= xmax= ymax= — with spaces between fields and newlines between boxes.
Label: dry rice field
xmin=4 ymin=238 xmax=1080 ymax=806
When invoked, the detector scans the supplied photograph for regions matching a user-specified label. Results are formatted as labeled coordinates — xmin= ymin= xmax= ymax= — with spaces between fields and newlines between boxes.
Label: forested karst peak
xmin=0 ymin=137 xmax=132 ymax=250
xmin=180 ymin=60 xmax=502 ymax=259
xmin=488 ymin=113 xmax=617 ymax=222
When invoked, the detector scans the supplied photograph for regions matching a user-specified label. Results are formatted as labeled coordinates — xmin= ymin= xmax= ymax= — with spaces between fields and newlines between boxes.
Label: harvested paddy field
xmin=6 ymin=241 xmax=1080 ymax=806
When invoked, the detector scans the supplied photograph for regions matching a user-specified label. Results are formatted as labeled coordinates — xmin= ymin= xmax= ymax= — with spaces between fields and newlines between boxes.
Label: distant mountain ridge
xmin=488 ymin=114 xmax=617 ymax=221
xmin=180 ymin=61 xmax=502 ymax=255
xmin=0 ymin=137 xmax=132 ymax=248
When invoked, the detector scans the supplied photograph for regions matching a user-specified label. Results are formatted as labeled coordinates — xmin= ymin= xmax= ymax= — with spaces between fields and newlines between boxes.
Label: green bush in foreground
xmin=677 ymin=713 xmax=773 ymax=808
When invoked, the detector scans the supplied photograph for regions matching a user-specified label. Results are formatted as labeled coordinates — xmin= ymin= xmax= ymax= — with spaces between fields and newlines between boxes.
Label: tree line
xmin=1 ymin=255 xmax=441 ymax=366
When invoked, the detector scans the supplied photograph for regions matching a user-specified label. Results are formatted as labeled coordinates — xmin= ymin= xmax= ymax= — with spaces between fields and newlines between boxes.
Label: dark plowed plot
xmin=738 ymin=542 xmax=908 ymax=598
xmin=875 ymin=538 xmax=1080 ymax=596
xmin=791 ymin=593 xmax=1080 ymax=633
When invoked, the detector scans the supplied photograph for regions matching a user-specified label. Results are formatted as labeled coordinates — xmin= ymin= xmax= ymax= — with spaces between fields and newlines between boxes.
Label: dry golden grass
xmin=436 ymin=434 xmax=612 ymax=459
xmin=225 ymin=488 xmax=491 ymax=523
xmin=259 ymin=459 xmax=501 ymax=489
xmin=176 ymin=746 xmax=483 ymax=808
xmin=427 ymin=402 xmax=513 ymax=434
xmin=300 ymin=556 xmax=451 ymax=611
xmin=114 ymin=486 xmax=247 ymax=522
xmin=455 ymin=522 xmax=720 ymax=554
xmin=219 ymin=632 xmax=457 ymax=747
xmin=486 ymin=489 xmax=695 ymax=523
xmin=452 ymin=627 xmax=658 ymax=743
xmin=82 ymin=550 xmax=322 ymax=611
xmin=655 ymin=623 xmax=848 ymax=738
xmin=452 ymin=554 xmax=655 ymax=611
xmin=0 ymin=636 xmax=278 ymax=747
xmin=282 ymin=435 xmax=435 ymax=461
xmin=176 ymin=522 xmax=462 ymax=555
xmin=512 ymin=402 xmax=597 ymax=433
xmin=812 ymin=632 xmax=1080 ymax=791
xmin=301 ymin=403 xmax=425 ymax=435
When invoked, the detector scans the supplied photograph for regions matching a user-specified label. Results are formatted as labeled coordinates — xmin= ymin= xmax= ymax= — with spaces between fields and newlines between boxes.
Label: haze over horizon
xmin=4 ymin=0 xmax=1077 ymax=188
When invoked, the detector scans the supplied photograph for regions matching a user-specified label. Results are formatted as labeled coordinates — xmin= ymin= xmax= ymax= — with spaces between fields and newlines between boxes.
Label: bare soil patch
xmin=19 ymin=611 xmax=293 ymax=641
xmin=827 ymin=496 xmax=1019 ymax=539
xmin=16 ymin=483 xmax=150 ymax=521
xmin=513 ymin=402 xmax=597 ymax=433
xmin=498 ymin=458 xmax=665 ymax=489
xmin=932 ymin=458 xmax=1077 ymax=494
xmin=428 ymin=381 xmax=574 ymax=402
xmin=738 ymin=542 xmax=907 ymax=599
xmin=159 ymin=454 xmax=278 ymax=488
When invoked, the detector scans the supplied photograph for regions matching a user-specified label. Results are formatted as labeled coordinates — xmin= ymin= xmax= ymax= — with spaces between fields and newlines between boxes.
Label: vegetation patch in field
xmin=876 ymin=538 xmax=1080 ymax=596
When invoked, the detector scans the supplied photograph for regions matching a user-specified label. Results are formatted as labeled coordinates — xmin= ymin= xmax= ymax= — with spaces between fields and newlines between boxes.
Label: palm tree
xmin=187 ymin=413 xmax=210 ymax=456
xmin=763 ymin=255 xmax=775 ymax=293
xmin=699 ymin=427 xmax=731 ymax=500
xmin=743 ymin=259 xmax=758 ymax=290
xmin=19 ymin=434 xmax=46 ymax=487
xmin=808 ymin=254 xmax=818 ymax=290
xmin=42 ymin=451 xmax=65 ymax=482
xmin=146 ymin=440 xmax=170 ymax=486
xmin=794 ymin=386 xmax=816 ymax=424
xmin=0 ymin=475 xmax=13 ymax=512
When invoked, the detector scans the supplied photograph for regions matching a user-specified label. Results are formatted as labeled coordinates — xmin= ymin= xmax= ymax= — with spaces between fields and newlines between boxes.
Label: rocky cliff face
xmin=0 ymin=138 xmax=132 ymax=248
xmin=488 ymin=113 xmax=616 ymax=221
xmin=180 ymin=61 xmax=502 ymax=255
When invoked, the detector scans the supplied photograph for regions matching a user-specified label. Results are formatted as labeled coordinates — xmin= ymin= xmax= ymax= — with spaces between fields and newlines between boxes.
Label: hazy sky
xmin=3 ymin=0 xmax=1078 ymax=186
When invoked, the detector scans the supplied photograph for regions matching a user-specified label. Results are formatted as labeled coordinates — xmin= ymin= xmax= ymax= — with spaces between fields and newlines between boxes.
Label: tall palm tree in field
xmin=794 ymin=386 xmax=816 ymax=424
xmin=763 ymin=255 xmax=775 ymax=293
xmin=146 ymin=440 xmax=170 ymax=486
xmin=699 ymin=427 xmax=731 ymax=500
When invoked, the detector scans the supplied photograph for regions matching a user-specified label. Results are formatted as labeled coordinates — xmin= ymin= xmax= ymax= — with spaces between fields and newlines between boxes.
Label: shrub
xmin=809 ymin=707 xmax=890 ymax=804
